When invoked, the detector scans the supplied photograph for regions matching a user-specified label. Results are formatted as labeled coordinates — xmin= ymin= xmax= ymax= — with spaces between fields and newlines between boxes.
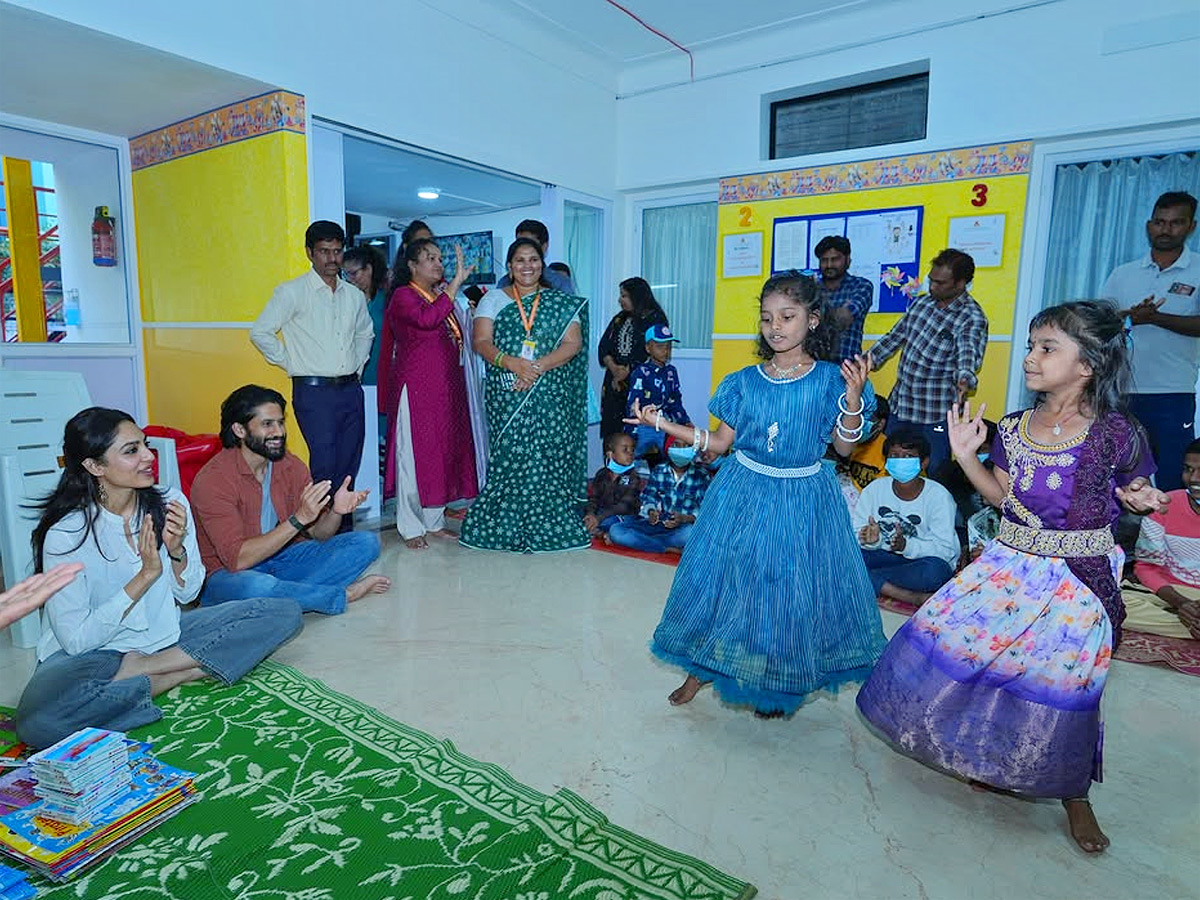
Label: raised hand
xmin=297 ymin=480 xmax=332 ymax=526
xmin=947 ymin=400 xmax=989 ymax=461
xmin=623 ymin=399 xmax=658 ymax=429
xmin=331 ymin=475 xmax=370 ymax=515
xmin=450 ymin=244 xmax=476 ymax=291
xmin=162 ymin=500 xmax=188 ymax=557
xmin=1115 ymin=477 xmax=1170 ymax=515
xmin=0 ymin=563 xmax=83 ymax=630
xmin=137 ymin=513 xmax=163 ymax=579
xmin=840 ymin=354 xmax=872 ymax=403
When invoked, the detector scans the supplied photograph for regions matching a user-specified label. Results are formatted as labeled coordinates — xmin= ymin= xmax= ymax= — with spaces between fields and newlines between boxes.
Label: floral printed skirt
xmin=856 ymin=539 xmax=1119 ymax=798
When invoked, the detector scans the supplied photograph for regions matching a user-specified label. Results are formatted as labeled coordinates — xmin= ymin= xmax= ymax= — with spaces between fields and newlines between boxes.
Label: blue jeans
xmin=201 ymin=531 xmax=380 ymax=615
xmin=861 ymin=548 xmax=953 ymax=595
xmin=15 ymin=598 xmax=303 ymax=749
xmin=609 ymin=517 xmax=694 ymax=553
xmin=887 ymin=418 xmax=951 ymax=479
xmin=1129 ymin=392 xmax=1195 ymax=492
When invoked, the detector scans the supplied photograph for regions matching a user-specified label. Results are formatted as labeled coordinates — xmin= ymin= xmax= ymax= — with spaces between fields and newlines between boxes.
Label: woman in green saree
xmin=459 ymin=238 xmax=591 ymax=552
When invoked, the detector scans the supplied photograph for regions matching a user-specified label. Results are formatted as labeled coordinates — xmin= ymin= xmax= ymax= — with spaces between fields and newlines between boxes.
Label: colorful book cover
xmin=0 ymin=755 xmax=197 ymax=866
xmin=0 ymin=770 xmax=37 ymax=819
xmin=0 ymin=710 xmax=20 ymax=761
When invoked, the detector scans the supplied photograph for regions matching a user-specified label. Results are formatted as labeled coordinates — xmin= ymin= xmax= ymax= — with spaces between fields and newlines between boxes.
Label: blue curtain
xmin=641 ymin=202 xmax=718 ymax=349
xmin=1042 ymin=151 xmax=1199 ymax=308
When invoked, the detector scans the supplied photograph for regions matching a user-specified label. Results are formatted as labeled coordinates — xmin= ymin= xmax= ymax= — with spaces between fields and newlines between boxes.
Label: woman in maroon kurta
xmin=378 ymin=238 xmax=478 ymax=548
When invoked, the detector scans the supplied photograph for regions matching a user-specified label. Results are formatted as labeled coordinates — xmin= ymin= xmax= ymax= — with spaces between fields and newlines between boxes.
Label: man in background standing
xmin=869 ymin=248 xmax=989 ymax=475
xmin=250 ymin=220 xmax=374 ymax=530
xmin=814 ymin=235 xmax=874 ymax=361
xmin=1101 ymin=191 xmax=1199 ymax=491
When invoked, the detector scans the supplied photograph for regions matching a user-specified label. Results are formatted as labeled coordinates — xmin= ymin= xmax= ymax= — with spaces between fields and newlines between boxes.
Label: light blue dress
xmin=651 ymin=362 xmax=886 ymax=714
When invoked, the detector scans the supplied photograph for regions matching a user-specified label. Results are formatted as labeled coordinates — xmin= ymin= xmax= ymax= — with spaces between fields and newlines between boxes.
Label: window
xmin=0 ymin=161 xmax=63 ymax=341
xmin=640 ymin=201 xmax=718 ymax=350
xmin=769 ymin=71 xmax=928 ymax=160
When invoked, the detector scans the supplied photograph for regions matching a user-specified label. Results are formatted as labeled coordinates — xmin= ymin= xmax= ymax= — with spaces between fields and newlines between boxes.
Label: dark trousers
xmin=292 ymin=379 xmax=365 ymax=532
xmin=1129 ymin=393 xmax=1195 ymax=492
xmin=887 ymin=418 xmax=951 ymax=479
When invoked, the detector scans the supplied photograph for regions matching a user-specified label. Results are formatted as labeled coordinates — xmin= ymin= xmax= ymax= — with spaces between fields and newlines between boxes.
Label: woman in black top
xmin=597 ymin=277 xmax=668 ymax=438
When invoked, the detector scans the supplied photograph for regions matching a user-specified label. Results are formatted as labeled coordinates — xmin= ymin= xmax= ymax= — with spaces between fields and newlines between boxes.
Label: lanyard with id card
xmin=512 ymin=287 xmax=541 ymax=361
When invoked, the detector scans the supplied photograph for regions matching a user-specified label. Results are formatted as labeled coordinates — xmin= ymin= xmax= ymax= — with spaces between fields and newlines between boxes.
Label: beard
xmin=245 ymin=431 xmax=286 ymax=462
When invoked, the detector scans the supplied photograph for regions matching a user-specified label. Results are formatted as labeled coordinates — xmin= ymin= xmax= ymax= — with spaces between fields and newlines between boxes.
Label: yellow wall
xmin=133 ymin=130 xmax=310 ymax=449
xmin=714 ymin=151 xmax=1030 ymax=421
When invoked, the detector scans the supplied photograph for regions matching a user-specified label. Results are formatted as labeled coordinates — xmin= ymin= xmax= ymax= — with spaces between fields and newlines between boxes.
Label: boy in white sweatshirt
xmin=852 ymin=430 xmax=959 ymax=604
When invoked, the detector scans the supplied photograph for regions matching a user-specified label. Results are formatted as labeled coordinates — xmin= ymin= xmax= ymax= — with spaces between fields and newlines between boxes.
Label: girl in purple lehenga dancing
xmin=857 ymin=301 xmax=1171 ymax=853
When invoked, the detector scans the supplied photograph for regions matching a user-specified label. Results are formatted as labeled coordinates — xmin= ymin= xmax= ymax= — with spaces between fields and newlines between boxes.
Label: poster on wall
xmin=723 ymin=231 xmax=764 ymax=278
xmin=947 ymin=214 xmax=1006 ymax=267
xmin=771 ymin=205 xmax=924 ymax=313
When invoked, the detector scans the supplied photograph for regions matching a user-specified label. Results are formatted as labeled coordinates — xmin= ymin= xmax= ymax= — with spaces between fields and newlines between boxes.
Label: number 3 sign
xmin=970 ymin=184 xmax=988 ymax=208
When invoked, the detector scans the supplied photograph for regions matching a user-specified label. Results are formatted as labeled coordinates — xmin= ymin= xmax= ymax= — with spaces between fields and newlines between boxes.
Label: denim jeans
xmin=609 ymin=517 xmax=694 ymax=553
xmin=861 ymin=548 xmax=954 ymax=595
xmin=1129 ymin=392 xmax=1196 ymax=492
xmin=633 ymin=425 xmax=666 ymax=458
xmin=15 ymin=597 xmax=303 ymax=749
xmin=201 ymin=531 xmax=380 ymax=615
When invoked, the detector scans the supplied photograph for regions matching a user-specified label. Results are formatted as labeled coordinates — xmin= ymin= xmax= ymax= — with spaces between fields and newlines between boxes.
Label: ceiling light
xmin=417 ymin=189 xmax=440 ymax=200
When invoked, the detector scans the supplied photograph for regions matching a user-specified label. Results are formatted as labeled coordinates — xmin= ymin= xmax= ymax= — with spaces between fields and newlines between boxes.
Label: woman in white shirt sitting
xmin=15 ymin=407 xmax=304 ymax=749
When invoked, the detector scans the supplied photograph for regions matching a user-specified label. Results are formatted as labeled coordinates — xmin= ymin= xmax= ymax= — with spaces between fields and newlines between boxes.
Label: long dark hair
xmin=755 ymin=271 xmax=836 ymax=361
xmin=619 ymin=277 xmax=667 ymax=322
xmin=30 ymin=408 xmax=166 ymax=572
xmin=389 ymin=221 xmax=434 ymax=290
xmin=1027 ymin=300 xmax=1131 ymax=419
xmin=506 ymin=237 xmax=550 ymax=288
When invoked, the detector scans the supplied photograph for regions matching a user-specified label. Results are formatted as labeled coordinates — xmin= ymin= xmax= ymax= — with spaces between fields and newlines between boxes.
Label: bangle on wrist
xmin=494 ymin=351 xmax=506 ymax=368
xmin=169 ymin=548 xmax=186 ymax=563
xmin=837 ymin=392 xmax=865 ymax=416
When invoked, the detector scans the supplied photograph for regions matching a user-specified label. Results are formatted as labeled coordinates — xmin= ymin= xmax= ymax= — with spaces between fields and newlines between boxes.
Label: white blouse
xmin=36 ymin=487 xmax=205 ymax=661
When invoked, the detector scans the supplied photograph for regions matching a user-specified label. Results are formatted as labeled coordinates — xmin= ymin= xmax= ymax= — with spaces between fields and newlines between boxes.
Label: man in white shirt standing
xmin=1101 ymin=191 xmax=1200 ymax=491
xmin=251 ymin=221 xmax=374 ymax=529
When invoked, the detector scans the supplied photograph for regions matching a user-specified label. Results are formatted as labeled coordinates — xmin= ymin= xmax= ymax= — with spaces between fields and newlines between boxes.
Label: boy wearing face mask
xmin=624 ymin=325 xmax=691 ymax=465
xmin=852 ymin=431 xmax=959 ymax=604
xmin=608 ymin=437 xmax=709 ymax=555
xmin=584 ymin=433 xmax=644 ymax=539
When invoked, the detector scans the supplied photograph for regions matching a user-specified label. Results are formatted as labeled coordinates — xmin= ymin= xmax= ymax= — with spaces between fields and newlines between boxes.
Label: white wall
xmin=615 ymin=0 xmax=1200 ymax=190
xmin=11 ymin=0 xmax=619 ymax=198
xmin=0 ymin=124 xmax=131 ymax=343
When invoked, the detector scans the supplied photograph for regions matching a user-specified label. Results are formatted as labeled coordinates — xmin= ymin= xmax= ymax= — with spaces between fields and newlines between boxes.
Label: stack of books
xmin=0 ymin=730 xmax=200 ymax=882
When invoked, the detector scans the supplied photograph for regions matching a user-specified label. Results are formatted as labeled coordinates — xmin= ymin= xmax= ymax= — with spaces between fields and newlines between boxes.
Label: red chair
xmin=143 ymin=425 xmax=222 ymax=498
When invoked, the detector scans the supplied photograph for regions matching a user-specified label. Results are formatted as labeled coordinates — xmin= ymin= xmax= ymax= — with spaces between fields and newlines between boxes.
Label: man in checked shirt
xmin=868 ymin=248 xmax=989 ymax=476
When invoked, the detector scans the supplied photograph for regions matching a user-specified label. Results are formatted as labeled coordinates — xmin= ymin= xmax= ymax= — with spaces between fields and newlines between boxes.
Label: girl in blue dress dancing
xmin=626 ymin=272 xmax=886 ymax=716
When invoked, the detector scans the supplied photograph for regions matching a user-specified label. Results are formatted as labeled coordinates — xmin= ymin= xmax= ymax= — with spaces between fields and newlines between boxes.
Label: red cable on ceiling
xmin=602 ymin=0 xmax=694 ymax=81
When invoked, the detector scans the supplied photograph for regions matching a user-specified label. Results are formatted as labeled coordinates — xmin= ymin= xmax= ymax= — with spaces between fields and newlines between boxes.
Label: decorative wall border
xmin=718 ymin=141 xmax=1032 ymax=204
xmin=130 ymin=90 xmax=306 ymax=171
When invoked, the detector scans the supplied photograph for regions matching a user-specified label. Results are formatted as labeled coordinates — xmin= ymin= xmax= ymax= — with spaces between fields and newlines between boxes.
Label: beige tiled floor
xmin=2 ymin=529 xmax=1197 ymax=899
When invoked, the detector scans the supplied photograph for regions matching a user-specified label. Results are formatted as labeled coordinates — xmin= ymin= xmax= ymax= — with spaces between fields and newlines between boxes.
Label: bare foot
xmin=668 ymin=675 xmax=708 ymax=706
xmin=404 ymin=536 xmax=429 ymax=550
xmin=114 ymin=650 xmax=149 ymax=681
xmin=430 ymin=528 xmax=458 ymax=539
xmin=881 ymin=582 xmax=936 ymax=605
xmin=346 ymin=575 xmax=391 ymax=603
xmin=1063 ymin=799 xmax=1109 ymax=853
xmin=602 ymin=532 xmax=614 ymax=545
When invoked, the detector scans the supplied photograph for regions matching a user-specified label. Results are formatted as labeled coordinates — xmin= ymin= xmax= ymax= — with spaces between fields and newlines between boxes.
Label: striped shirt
xmin=820 ymin=273 xmax=874 ymax=361
xmin=869 ymin=291 xmax=988 ymax=424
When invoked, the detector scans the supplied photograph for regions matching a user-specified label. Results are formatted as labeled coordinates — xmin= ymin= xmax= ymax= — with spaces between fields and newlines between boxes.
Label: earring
xmin=95 ymin=477 xmax=108 ymax=504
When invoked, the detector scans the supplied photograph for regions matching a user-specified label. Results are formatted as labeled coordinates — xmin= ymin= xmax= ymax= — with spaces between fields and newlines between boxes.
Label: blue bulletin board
xmin=770 ymin=205 xmax=924 ymax=313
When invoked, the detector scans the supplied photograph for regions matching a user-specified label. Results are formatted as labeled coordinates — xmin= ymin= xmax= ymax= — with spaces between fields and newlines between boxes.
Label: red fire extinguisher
xmin=92 ymin=206 xmax=116 ymax=267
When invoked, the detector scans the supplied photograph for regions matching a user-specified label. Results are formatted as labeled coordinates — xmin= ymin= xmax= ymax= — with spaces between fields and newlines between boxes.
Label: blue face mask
xmin=885 ymin=457 xmax=922 ymax=483
xmin=667 ymin=447 xmax=696 ymax=467
xmin=606 ymin=459 xmax=635 ymax=474
xmin=977 ymin=452 xmax=990 ymax=464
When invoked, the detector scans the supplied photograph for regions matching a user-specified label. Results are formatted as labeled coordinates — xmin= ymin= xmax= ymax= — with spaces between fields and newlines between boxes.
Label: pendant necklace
xmin=1044 ymin=407 xmax=1073 ymax=437
xmin=770 ymin=357 xmax=811 ymax=378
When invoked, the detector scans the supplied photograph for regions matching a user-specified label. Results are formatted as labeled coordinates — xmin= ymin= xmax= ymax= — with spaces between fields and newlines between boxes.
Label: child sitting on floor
xmin=852 ymin=430 xmax=959 ymax=604
xmin=625 ymin=325 xmax=690 ymax=465
xmin=1120 ymin=438 xmax=1200 ymax=639
xmin=609 ymin=437 xmax=709 ymax=555
xmin=583 ymin=432 xmax=643 ymax=539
